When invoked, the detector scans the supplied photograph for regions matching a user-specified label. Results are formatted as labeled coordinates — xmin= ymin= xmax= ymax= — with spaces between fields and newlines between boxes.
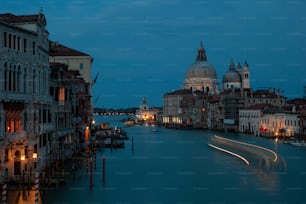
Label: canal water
xmin=43 ymin=115 xmax=306 ymax=204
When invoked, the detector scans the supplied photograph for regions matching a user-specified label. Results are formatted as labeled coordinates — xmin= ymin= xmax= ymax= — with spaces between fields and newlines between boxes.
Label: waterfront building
xmin=135 ymin=96 xmax=161 ymax=122
xmin=162 ymin=89 xmax=193 ymax=127
xmin=287 ymin=98 xmax=306 ymax=140
xmin=0 ymin=11 xmax=92 ymax=185
xmin=222 ymin=88 xmax=286 ymax=132
xmin=239 ymin=105 xmax=266 ymax=136
xmin=0 ymin=12 xmax=52 ymax=182
xmin=49 ymin=62 xmax=90 ymax=162
xmin=260 ymin=108 xmax=299 ymax=138
xmin=184 ymin=42 xmax=219 ymax=94
xmin=239 ymin=103 xmax=300 ymax=137
xmin=49 ymin=41 xmax=94 ymax=119
xmin=207 ymin=95 xmax=223 ymax=130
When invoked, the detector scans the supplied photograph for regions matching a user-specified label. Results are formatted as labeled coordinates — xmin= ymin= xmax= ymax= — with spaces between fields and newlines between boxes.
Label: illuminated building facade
xmin=0 ymin=12 xmax=52 ymax=182
xmin=136 ymin=97 xmax=161 ymax=122
xmin=0 ymin=12 xmax=93 ymax=184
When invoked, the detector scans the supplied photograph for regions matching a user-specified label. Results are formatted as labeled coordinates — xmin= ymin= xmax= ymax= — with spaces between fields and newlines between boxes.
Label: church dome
xmin=223 ymin=69 xmax=241 ymax=83
xmin=185 ymin=42 xmax=217 ymax=80
xmin=222 ymin=60 xmax=242 ymax=83
xmin=184 ymin=42 xmax=219 ymax=94
xmin=186 ymin=61 xmax=217 ymax=80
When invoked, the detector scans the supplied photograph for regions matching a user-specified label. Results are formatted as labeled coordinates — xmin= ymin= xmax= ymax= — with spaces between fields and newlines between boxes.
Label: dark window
xmin=48 ymin=109 xmax=51 ymax=123
xmin=17 ymin=37 xmax=21 ymax=51
xmin=43 ymin=109 xmax=47 ymax=123
xmin=13 ymin=35 xmax=16 ymax=49
xmin=32 ymin=41 xmax=35 ymax=55
xmin=23 ymin=39 xmax=27 ymax=52
xmin=4 ymin=32 xmax=7 ymax=47
xmin=43 ymin=134 xmax=47 ymax=146
xmin=8 ymin=34 xmax=11 ymax=48
xmin=34 ymin=144 xmax=37 ymax=153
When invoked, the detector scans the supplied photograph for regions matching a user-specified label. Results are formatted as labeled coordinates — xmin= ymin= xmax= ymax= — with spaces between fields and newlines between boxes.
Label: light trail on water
xmin=208 ymin=143 xmax=250 ymax=165
xmin=214 ymin=135 xmax=278 ymax=162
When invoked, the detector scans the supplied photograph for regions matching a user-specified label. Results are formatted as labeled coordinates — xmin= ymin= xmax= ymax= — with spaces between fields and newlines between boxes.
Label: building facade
xmin=136 ymin=96 xmax=161 ymax=122
xmin=162 ymin=89 xmax=193 ymax=127
xmin=0 ymin=12 xmax=93 ymax=184
xmin=49 ymin=41 xmax=94 ymax=119
xmin=0 ymin=12 xmax=52 ymax=182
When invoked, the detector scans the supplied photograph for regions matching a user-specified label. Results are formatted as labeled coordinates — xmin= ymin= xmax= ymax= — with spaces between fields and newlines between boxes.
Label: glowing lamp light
xmin=92 ymin=120 xmax=96 ymax=125
xmin=32 ymin=153 xmax=38 ymax=159
xmin=21 ymin=155 xmax=25 ymax=161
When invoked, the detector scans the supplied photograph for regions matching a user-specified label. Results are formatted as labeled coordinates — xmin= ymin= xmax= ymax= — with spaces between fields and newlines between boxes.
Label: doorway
xmin=14 ymin=150 xmax=21 ymax=175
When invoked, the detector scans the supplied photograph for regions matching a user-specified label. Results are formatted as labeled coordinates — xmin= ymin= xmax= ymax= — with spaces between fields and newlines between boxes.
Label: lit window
xmin=58 ymin=87 xmax=65 ymax=105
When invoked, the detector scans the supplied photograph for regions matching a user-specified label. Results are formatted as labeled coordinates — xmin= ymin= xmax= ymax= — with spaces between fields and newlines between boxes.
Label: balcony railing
xmin=0 ymin=91 xmax=53 ymax=104
xmin=6 ymin=131 xmax=27 ymax=142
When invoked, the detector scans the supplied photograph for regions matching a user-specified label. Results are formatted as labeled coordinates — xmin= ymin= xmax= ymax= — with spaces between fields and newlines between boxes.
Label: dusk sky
xmin=1 ymin=0 xmax=306 ymax=108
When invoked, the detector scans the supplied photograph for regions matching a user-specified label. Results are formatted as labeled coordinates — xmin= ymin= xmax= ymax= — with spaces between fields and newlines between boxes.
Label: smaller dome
xmin=223 ymin=69 xmax=242 ymax=83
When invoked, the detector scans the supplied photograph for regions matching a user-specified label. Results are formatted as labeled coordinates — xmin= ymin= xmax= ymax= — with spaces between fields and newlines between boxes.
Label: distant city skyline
xmin=1 ymin=0 xmax=306 ymax=108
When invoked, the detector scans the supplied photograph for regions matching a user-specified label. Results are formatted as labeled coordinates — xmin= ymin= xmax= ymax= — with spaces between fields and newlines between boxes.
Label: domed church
xmin=222 ymin=59 xmax=250 ymax=90
xmin=184 ymin=42 xmax=219 ymax=94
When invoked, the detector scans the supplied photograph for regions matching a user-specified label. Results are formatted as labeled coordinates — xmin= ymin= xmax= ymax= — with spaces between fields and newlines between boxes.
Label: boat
xmin=290 ymin=141 xmax=306 ymax=147
xmin=121 ymin=117 xmax=136 ymax=127
xmin=259 ymin=132 xmax=275 ymax=139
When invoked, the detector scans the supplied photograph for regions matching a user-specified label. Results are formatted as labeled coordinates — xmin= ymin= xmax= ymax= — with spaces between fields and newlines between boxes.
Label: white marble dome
xmin=184 ymin=42 xmax=219 ymax=94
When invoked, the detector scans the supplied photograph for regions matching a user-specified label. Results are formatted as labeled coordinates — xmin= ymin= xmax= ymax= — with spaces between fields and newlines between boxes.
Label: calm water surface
xmin=44 ymin=115 xmax=306 ymax=204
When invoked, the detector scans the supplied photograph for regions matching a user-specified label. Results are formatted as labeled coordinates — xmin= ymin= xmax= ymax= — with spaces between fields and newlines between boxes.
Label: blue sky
xmin=1 ymin=0 xmax=306 ymax=108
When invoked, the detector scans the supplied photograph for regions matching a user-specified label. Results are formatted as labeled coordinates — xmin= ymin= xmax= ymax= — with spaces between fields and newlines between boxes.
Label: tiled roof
xmin=49 ymin=41 xmax=90 ymax=57
xmin=0 ymin=13 xmax=39 ymax=23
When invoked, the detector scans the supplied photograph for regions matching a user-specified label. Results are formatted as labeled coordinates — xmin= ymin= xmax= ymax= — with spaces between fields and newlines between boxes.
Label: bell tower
xmin=240 ymin=61 xmax=250 ymax=89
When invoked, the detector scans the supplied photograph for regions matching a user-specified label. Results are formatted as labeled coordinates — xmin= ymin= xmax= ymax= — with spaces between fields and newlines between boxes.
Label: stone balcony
xmin=0 ymin=91 xmax=53 ymax=104
xmin=6 ymin=131 xmax=27 ymax=142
